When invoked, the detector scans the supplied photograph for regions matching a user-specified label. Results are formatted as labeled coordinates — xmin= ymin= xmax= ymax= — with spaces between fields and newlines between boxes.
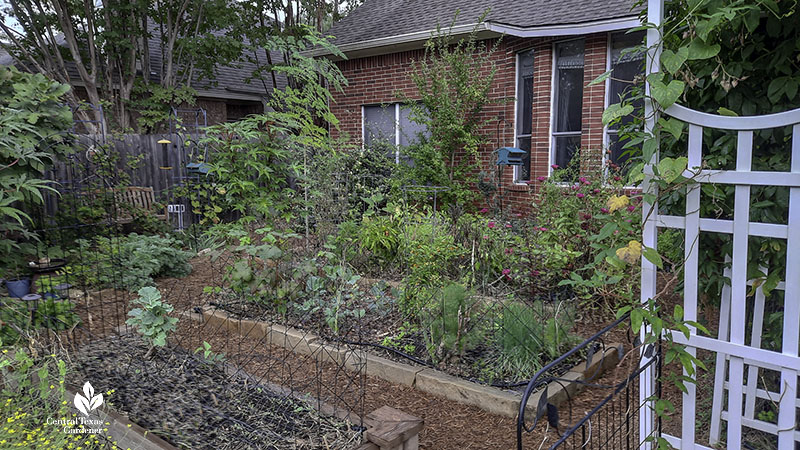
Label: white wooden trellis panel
xmin=640 ymin=103 xmax=800 ymax=449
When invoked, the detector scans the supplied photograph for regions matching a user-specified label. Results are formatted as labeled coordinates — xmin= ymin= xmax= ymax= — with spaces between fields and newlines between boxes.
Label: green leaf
xmin=602 ymin=103 xmax=634 ymax=126
xmin=659 ymin=117 xmax=684 ymax=140
xmin=650 ymin=79 xmax=685 ymax=109
xmin=631 ymin=308 xmax=643 ymax=333
xmin=687 ymin=39 xmax=721 ymax=60
xmin=673 ymin=304 xmax=684 ymax=322
xmin=642 ymin=247 xmax=663 ymax=269
xmin=661 ymin=48 xmax=688 ymax=75
xmin=588 ymin=69 xmax=613 ymax=86
xmin=717 ymin=107 xmax=738 ymax=117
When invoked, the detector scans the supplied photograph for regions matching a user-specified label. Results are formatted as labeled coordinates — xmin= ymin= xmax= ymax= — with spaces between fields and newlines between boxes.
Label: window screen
xmin=364 ymin=105 xmax=396 ymax=146
xmin=607 ymin=31 xmax=645 ymax=171
xmin=515 ymin=49 xmax=535 ymax=181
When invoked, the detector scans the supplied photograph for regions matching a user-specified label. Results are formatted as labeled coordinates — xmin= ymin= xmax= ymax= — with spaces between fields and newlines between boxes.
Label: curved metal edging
xmin=516 ymin=313 xmax=630 ymax=450
xmin=664 ymin=103 xmax=800 ymax=130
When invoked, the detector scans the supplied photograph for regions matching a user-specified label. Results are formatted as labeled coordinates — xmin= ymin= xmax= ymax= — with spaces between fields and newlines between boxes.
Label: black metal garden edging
xmin=516 ymin=312 xmax=661 ymax=450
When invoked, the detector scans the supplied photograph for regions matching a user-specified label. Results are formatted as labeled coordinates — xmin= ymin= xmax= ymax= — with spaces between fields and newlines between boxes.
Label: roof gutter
xmin=485 ymin=16 xmax=641 ymax=37
xmin=310 ymin=15 xmax=641 ymax=59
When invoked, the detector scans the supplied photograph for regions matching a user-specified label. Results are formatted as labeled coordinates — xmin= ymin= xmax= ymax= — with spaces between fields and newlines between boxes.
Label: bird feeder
xmin=157 ymin=139 xmax=172 ymax=170
xmin=495 ymin=147 xmax=527 ymax=166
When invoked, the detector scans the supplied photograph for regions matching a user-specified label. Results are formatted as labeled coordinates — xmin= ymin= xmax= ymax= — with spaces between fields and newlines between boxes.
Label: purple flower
xmin=505 ymin=248 xmax=514 ymax=255
xmin=579 ymin=177 xmax=587 ymax=184
xmin=600 ymin=207 xmax=610 ymax=214
xmin=551 ymin=164 xmax=559 ymax=169
xmin=502 ymin=268 xmax=512 ymax=280
xmin=593 ymin=189 xmax=601 ymax=194
xmin=576 ymin=193 xmax=585 ymax=198
xmin=488 ymin=221 xmax=496 ymax=229
xmin=539 ymin=227 xmax=549 ymax=232
xmin=537 ymin=176 xmax=547 ymax=182
xmin=571 ymin=184 xmax=579 ymax=190
xmin=530 ymin=270 xmax=540 ymax=277
xmin=482 ymin=235 xmax=489 ymax=240
xmin=505 ymin=223 xmax=512 ymax=228
xmin=627 ymin=205 xmax=636 ymax=212
xmin=480 ymin=208 xmax=489 ymax=214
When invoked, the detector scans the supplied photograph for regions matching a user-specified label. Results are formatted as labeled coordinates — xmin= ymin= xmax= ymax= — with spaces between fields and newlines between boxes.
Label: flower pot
xmin=5 ymin=278 xmax=31 ymax=298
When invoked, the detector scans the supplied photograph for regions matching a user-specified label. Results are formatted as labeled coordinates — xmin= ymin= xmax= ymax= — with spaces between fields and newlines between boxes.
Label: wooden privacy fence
xmin=49 ymin=133 xmax=206 ymax=198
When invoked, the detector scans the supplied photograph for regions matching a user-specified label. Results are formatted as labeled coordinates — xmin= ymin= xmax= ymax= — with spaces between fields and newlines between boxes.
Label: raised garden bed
xmin=208 ymin=280 xmax=585 ymax=389
xmin=196 ymin=306 xmax=623 ymax=418
xmin=68 ymin=333 xmax=363 ymax=449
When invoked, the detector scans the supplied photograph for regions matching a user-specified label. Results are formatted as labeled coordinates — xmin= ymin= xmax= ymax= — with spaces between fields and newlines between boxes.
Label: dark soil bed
xmin=68 ymin=334 xmax=362 ymax=450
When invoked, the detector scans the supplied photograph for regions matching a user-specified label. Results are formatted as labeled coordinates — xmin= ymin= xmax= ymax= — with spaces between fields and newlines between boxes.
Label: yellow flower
xmin=616 ymin=240 xmax=642 ymax=264
xmin=607 ymin=195 xmax=630 ymax=213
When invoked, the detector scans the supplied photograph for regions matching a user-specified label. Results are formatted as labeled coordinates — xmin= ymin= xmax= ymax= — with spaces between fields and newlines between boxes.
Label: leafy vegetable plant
xmin=126 ymin=286 xmax=178 ymax=355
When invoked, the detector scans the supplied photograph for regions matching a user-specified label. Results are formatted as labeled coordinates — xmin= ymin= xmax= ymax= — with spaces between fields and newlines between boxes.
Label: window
xmin=606 ymin=31 xmax=645 ymax=173
xmin=552 ymin=40 xmax=585 ymax=175
xmin=515 ymin=50 xmax=534 ymax=182
xmin=363 ymin=103 xmax=428 ymax=163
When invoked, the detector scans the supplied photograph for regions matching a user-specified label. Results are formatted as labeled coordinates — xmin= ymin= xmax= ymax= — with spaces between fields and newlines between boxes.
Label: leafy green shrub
xmin=72 ymin=233 xmax=193 ymax=291
xmin=423 ymin=283 xmax=481 ymax=363
xmin=400 ymin=223 xmax=466 ymax=317
xmin=297 ymin=263 xmax=365 ymax=335
xmin=494 ymin=301 xmax=577 ymax=378
xmin=126 ymin=286 xmax=178 ymax=351
xmin=0 ymin=297 xmax=81 ymax=344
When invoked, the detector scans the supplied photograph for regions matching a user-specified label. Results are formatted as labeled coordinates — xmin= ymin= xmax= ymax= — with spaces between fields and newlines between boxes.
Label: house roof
xmin=0 ymin=23 xmax=287 ymax=103
xmin=319 ymin=0 xmax=641 ymax=57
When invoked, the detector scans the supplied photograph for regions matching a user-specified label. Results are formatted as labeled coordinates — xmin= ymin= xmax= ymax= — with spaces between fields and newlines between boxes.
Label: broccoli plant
xmin=126 ymin=286 xmax=178 ymax=357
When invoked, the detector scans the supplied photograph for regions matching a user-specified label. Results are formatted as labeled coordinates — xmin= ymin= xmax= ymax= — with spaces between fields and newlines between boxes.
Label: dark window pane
xmin=554 ymin=135 xmax=581 ymax=172
xmin=364 ymin=105 xmax=396 ymax=146
xmin=517 ymin=136 xmax=531 ymax=181
xmin=556 ymin=68 xmax=584 ymax=132
xmin=517 ymin=50 xmax=534 ymax=136
xmin=609 ymin=132 xmax=640 ymax=176
xmin=399 ymin=105 xmax=429 ymax=147
xmin=554 ymin=40 xmax=584 ymax=133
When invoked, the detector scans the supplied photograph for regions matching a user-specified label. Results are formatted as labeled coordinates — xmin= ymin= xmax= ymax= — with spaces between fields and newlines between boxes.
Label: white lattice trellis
xmin=641 ymin=1 xmax=800 ymax=449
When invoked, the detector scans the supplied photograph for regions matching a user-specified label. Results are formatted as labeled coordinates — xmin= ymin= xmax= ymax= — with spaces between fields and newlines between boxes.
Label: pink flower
xmin=530 ymin=270 xmax=540 ymax=277
xmin=576 ymin=193 xmax=585 ymax=198
xmin=482 ymin=235 xmax=489 ymax=240
xmin=504 ymin=248 xmax=514 ymax=255
xmin=571 ymin=184 xmax=579 ymax=190
xmin=593 ymin=189 xmax=601 ymax=194
xmin=480 ymin=208 xmax=489 ymax=213
xmin=539 ymin=227 xmax=549 ymax=231
xmin=614 ymin=176 xmax=621 ymax=181
xmin=551 ymin=164 xmax=559 ymax=169
xmin=537 ymin=176 xmax=547 ymax=182
xmin=582 ymin=213 xmax=592 ymax=220
xmin=627 ymin=205 xmax=636 ymax=212
xmin=579 ymin=177 xmax=587 ymax=184
xmin=600 ymin=207 xmax=610 ymax=214
xmin=505 ymin=223 xmax=512 ymax=228
xmin=515 ymin=213 xmax=522 ymax=218
xmin=502 ymin=268 xmax=512 ymax=280
xmin=488 ymin=221 xmax=496 ymax=229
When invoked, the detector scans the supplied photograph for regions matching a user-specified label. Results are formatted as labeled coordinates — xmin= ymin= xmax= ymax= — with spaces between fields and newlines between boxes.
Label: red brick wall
xmin=330 ymin=32 xmax=610 ymax=214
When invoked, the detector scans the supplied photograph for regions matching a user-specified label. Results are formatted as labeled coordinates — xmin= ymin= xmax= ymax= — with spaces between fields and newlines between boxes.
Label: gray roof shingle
xmin=327 ymin=0 xmax=641 ymax=47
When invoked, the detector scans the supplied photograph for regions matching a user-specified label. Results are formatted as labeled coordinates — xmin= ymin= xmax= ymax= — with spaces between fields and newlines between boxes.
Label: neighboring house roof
xmin=0 ymin=24 xmax=287 ymax=103
xmin=317 ymin=0 xmax=642 ymax=58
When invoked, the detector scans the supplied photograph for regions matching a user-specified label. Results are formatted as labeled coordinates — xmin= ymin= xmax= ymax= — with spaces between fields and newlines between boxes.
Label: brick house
xmin=314 ymin=0 xmax=643 ymax=211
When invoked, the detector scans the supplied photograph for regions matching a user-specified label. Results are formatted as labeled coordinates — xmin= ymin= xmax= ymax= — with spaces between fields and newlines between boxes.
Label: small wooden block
xmin=364 ymin=406 xmax=424 ymax=449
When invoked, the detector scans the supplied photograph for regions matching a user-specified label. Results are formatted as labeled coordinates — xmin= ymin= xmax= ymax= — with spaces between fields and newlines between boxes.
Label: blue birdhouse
xmin=495 ymin=147 xmax=527 ymax=166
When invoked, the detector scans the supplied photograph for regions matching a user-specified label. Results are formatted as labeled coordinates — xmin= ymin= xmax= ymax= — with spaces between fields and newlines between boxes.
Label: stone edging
xmin=189 ymin=306 xmax=622 ymax=418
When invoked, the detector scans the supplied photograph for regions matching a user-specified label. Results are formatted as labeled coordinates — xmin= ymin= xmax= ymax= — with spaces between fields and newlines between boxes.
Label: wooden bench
xmin=111 ymin=186 xmax=167 ymax=224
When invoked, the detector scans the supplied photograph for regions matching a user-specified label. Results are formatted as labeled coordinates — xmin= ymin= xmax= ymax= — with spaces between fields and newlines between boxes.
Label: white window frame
xmin=514 ymin=49 xmax=535 ymax=184
xmin=549 ymin=38 xmax=585 ymax=176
